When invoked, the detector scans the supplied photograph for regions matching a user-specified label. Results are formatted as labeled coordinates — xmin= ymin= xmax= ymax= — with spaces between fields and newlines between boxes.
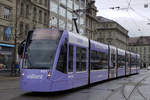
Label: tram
xmin=18 ymin=29 xmax=140 ymax=92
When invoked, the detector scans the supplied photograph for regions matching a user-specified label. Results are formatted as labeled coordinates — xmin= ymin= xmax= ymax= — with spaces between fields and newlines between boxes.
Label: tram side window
xmin=56 ymin=42 xmax=67 ymax=74
xmin=137 ymin=58 xmax=140 ymax=68
xmin=117 ymin=55 xmax=125 ymax=68
xmin=68 ymin=45 xmax=73 ymax=72
xmin=126 ymin=54 xmax=130 ymax=67
xmin=76 ymin=47 xmax=86 ymax=72
xmin=131 ymin=57 xmax=136 ymax=67
xmin=91 ymin=50 xmax=108 ymax=70
xmin=110 ymin=53 xmax=116 ymax=68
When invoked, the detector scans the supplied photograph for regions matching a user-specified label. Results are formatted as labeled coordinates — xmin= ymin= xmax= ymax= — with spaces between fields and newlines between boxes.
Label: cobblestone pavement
xmin=0 ymin=70 xmax=150 ymax=100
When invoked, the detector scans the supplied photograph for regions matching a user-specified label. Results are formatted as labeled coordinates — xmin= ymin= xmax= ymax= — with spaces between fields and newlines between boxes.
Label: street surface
xmin=0 ymin=70 xmax=150 ymax=100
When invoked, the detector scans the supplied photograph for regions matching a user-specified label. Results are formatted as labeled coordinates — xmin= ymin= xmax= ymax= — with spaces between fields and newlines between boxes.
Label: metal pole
xmin=84 ymin=0 xmax=87 ymax=36
xmin=11 ymin=0 xmax=18 ymax=76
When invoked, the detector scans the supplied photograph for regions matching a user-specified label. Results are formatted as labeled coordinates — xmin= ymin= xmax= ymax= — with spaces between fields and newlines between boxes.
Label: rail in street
xmin=1 ymin=70 xmax=150 ymax=100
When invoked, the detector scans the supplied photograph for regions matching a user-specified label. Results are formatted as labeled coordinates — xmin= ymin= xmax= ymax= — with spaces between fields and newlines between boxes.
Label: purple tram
xmin=136 ymin=54 xmax=140 ymax=73
xmin=19 ymin=29 xmax=140 ymax=92
xmin=108 ymin=45 xmax=117 ymax=79
xmin=125 ymin=51 xmax=131 ymax=75
xmin=117 ymin=49 xmax=126 ymax=77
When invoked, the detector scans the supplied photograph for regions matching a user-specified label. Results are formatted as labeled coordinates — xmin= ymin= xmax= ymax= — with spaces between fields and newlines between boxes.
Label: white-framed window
xmin=50 ymin=1 xmax=58 ymax=13
xmin=67 ymin=11 xmax=72 ymax=20
xmin=4 ymin=7 xmax=10 ymax=20
xmin=80 ymin=17 xmax=84 ymax=25
xmin=74 ymin=2 xmax=79 ymax=10
xmin=59 ymin=6 xmax=66 ymax=17
xmin=60 ymin=0 xmax=66 ymax=6
xmin=67 ymin=0 xmax=73 ymax=9
xmin=59 ymin=19 xmax=65 ymax=29
xmin=67 ymin=22 xmax=72 ymax=31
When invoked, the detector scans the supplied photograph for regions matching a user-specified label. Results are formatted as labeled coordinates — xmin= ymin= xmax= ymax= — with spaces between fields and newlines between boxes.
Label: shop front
xmin=0 ymin=43 xmax=14 ymax=71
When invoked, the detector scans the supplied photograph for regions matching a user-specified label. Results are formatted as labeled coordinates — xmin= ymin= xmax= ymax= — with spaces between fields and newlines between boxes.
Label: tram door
xmin=109 ymin=46 xmax=117 ymax=79
xmin=125 ymin=52 xmax=130 ymax=75
xmin=136 ymin=55 xmax=140 ymax=73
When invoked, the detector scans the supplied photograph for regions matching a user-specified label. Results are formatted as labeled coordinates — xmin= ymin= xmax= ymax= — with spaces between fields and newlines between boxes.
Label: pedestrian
xmin=15 ymin=62 xmax=20 ymax=75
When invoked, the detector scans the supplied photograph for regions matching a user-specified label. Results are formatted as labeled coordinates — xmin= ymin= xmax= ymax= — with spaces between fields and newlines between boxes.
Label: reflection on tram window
xmin=131 ymin=57 xmax=137 ymax=68
xmin=56 ymin=42 xmax=67 ymax=74
xmin=91 ymin=50 xmax=108 ymax=70
xmin=68 ymin=45 xmax=73 ymax=72
xmin=110 ymin=53 xmax=116 ymax=68
xmin=117 ymin=55 xmax=125 ymax=68
xmin=76 ymin=47 xmax=87 ymax=72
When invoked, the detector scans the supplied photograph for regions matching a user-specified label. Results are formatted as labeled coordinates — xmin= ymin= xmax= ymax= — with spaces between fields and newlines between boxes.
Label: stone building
xmin=16 ymin=0 xmax=49 ymax=41
xmin=128 ymin=36 xmax=150 ymax=68
xmin=86 ymin=0 xmax=99 ymax=39
xmin=49 ymin=0 xmax=86 ymax=35
xmin=0 ymin=0 xmax=16 ymax=41
xmin=0 ymin=0 xmax=16 ymax=70
xmin=96 ymin=16 xmax=129 ymax=50
xmin=0 ymin=0 xmax=50 ymax=70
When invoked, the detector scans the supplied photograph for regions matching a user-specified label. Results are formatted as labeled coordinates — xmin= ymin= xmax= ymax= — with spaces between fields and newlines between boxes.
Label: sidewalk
xmin=0 ymin=71 xmax=20 ymax=80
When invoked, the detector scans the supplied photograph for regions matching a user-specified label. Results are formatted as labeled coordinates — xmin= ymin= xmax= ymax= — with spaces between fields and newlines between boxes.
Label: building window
xmin=39 ymin=0 xmax=42 ymax=5
xmin=20 ymin=22 xmax=23 ymax=35
xmin=25 ymin=24 xmax=29 ymax=35
xmin=26 ymin=5 xmax=29 ymax=18
xmin=67 ymin=0 xmax=73 ymax=9
xmin=67 ymin=11 xmax=72 ymax=20
xmin=59 ymin=19 xmax=65 ymax=29
xmin=44 ymin=12 xmax=47 ymax=24
xmin=39 ymin=10 xmax=42 ymax=23
xmin=59 ymin=6 xmax=66 ymax=17
xmin=44 ymin=0 xmax=48 ymax=7
xmin=50 ymin=1 xmax=58 ymax=13
xmin=34 ymin=0 xmax=37 ymax=3
xmin=33 ymin=7 xmax=37 ymax=21
xmin=3 ymin=27 xmax=11 ymax=41
xmin=4 ymin=7 xmax=10 ymax=20
xmin=20 ymin=3 xmax=24 ymax=16
xmin=60 ymin=0 xmax=66 ymax=6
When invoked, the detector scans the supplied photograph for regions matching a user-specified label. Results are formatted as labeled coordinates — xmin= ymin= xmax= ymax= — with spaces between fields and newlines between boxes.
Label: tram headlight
xmin=21 ymin=71 xmax=24 ymax=76
xmin=47 ymin=71 xmax=51 ymax=79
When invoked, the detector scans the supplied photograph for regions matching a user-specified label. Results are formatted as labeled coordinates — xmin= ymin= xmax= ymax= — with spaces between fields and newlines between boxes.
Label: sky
xmin=95 ymin=0 xmax=150 ymax=37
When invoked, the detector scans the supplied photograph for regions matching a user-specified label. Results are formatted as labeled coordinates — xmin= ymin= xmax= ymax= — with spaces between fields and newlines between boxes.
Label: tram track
xmin=105 ymin=75 xmax=150 ymax=100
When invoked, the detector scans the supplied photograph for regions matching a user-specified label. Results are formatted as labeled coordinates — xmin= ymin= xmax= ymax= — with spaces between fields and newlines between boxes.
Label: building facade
xmin=0 ymin=0 xmax=50 ymax=70
xmin=0 ymin=0 xmax=99 ymax=70
xmin=128 ymin=36 xmax=150 ymax=68
xmin=0 ymin=0 xmax=16 ymax=41
xmin=96 ymin=16 xmax=129 ymax=50
xmin=86 ymin=0 xmax=99 ymax=39
xmin=16 ymin=0 xmax=49 ymax=41
xmin=49 ymin=0 xmax=86 ymax=35
xmin=0 ymin=0 xmax=16 ymax=70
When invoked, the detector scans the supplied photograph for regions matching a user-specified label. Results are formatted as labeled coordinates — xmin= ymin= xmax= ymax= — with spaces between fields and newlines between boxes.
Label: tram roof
xmin=131 ymin=52 xmax=137 ymax=57
xmin=68 ymin=32 xmax=89 ymax=48
xmin=90 ymin=40 xmax=108 ymax=53
xmin=117 ymin=48 xmax=125 ymax=55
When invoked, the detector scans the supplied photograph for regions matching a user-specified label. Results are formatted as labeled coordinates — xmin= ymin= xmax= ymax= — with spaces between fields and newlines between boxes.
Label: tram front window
xmin=23 ymin=29 xmax=61 ymax=69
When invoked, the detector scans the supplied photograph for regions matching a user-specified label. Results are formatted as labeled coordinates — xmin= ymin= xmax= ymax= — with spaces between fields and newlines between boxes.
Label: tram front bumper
xmin=20 ymin=69 xmax=52 ymax=92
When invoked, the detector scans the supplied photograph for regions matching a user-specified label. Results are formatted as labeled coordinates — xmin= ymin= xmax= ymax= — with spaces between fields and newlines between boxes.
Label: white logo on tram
xmin=27 ymin=74 xmax=43 ymax=79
